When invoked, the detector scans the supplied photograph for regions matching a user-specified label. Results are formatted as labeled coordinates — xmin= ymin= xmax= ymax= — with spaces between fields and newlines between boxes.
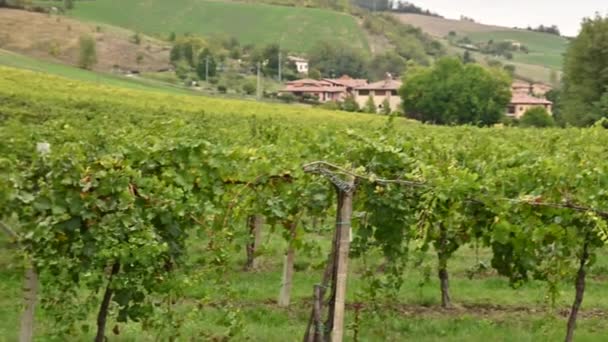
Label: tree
xmin=462 ymin=50 xmax=474 ymax=64
xmin=78 ymin=35 xmax=97 ymax=70
xmin=64 ymin=0 xmax=74 ymax=10
xmin=364 ymin=95 xmax=376 ymax=113
xmin=341 ymin=95 xmax=360 ymax=112
xmin=308 ymin=40 xmax=367 ymax=78
xmin=367 ymin=52 xmax=407 ymax=80
xmin=380 ymin=98 xmax=392 ymax=115
xmin=561 ymin=15 xmax=608 ymax=126
xmin=401 ymin=58 xmax=511 ymax=126
xmin=519 ymin=107 xmax=555 ymax=127
xmin=196 ymin=48 xmax=217 ymax=80
xmin=503 ymin=64 xmax=516 ymax=77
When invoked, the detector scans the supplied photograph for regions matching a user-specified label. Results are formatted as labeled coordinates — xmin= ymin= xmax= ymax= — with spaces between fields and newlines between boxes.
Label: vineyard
xmin=1 ymin=66 xmax=608 ymax=341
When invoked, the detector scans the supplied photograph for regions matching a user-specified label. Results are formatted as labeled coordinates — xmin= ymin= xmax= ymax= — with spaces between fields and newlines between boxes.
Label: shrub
xmin=78 ymin=35 xmax=97 ymax=70
xmin=278 ymin=93 xmax=297 ymax=103
xmin=242 ymin=82 xmax=256 ymax=95
xmin=217 ymin=85 xmax=228 ymax=93
xmin=519 ymin=107 xmax=555 ymax=127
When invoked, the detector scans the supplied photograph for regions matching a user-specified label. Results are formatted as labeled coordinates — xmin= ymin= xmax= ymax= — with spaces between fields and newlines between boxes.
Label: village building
xmin=354 ymin=77 xmax=403 ymax=113
xmin=280 ymin=78 xmax=346 ymax=102
xmin=507 ymin=80 xmax=554 ymax=118
xmin=507 ymin=93 xmax=553 ymax=118
xmin=279 ymin=75 xmax=368 ymax=103
xmin=287 ymin=56 xmax=309 ymax=75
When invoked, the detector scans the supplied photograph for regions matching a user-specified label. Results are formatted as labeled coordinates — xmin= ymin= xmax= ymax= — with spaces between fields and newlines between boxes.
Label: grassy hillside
xmin=467 ymin=30 xmax=568 ymax=70
xmin=395 ymin=13 xmax=569 ymax=72
xmin=0 ymin=8 xmax=170 ymax=73
xmin=0 ymin=49 xmax=195 ymax=95
xmin=67 ymin=0 xmax=369 ymax=53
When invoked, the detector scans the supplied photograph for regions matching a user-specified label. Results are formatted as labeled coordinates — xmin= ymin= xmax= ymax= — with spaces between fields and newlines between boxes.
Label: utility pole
xmin=256 ymin=62 xmax=261 ymax=100
xmin=205 ymin=55 xmax=209 ymax=81
xmin=278 ymin=49 xmax=282 ymax=83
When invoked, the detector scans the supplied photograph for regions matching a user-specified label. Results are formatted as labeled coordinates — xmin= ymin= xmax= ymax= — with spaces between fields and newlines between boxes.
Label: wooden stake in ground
xmin=278 ymin=220 xmax=298 ymax=307
xmin=327 ymin=176 xmax=355 ymax=342
xmin=20 ymin=267 xmax=38 ymax=342
xmin=245 ymin=215 xmax=264 ymax=271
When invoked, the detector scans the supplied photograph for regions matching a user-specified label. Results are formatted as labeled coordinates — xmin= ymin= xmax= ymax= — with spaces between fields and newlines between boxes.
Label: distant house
xmin=287 ymin=56 xmax=309 ymax=75
xmin=507 ymin=93 xmax=553 ymax=118
xmin=279 ymin=75 xmax=368 ymax=103
xmin=323 ymin=75 xmax=368 ymax=94
xmin=512 ymin=80 xmax=533 ymax=94
xmin=512 ymin=80 xmax=553 ymax=97
xmin=280 ymin=79 xmax=346 ymax=102
xmin=354 ymin=76 xmax=402 ymax=113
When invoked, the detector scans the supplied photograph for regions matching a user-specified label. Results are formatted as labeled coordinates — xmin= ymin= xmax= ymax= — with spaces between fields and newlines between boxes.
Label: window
xmin=359 ymin=90 xmax=370 ymax=96
xmin=375 ymin=90 xmax=386 ymax=96
xmin=508 ymin=105 xmax=516 ymax=114
xmin=390 ymin=90 xmax=398 ymax=96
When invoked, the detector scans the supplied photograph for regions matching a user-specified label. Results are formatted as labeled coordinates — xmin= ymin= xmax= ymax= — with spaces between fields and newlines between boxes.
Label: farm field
xmin=1 ymin=66 xmax=608 ymax=341
xmin=66 ymin=0 xmax=369 ymax=53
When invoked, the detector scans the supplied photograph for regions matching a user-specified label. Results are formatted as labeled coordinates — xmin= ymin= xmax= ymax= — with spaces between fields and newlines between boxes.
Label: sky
xmin=409 ymin=0 xmax=608 ymax=36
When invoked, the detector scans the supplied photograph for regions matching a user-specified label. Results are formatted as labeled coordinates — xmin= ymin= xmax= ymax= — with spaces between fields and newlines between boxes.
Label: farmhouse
xmin=280 ymin=79 xmax=347 ymax=102
xmin=507 ymin=93 xmax=553 ymax=118
xmin=354 ymin=77 xmax=403 ymax=113
xmin=280 ymin=75 xmax=368 ymax=103
xmin=287 ymin=56 xmax=309 ymax=74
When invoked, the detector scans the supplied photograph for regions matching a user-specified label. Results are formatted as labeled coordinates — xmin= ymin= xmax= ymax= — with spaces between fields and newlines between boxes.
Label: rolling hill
xmin=394 ymin=13 xmax=569 ymax=81
xmin=0 ymin=8 xmax=171 ymax=73
xmin=67 ymin=0 xmax=369 ymax=54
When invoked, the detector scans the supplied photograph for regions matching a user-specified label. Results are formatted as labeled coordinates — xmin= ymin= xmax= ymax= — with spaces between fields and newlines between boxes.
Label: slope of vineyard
xmin=1 ymin=66 xmax=608 ymax=341
xmin=67 ymin=0 xmax=369 ymax=53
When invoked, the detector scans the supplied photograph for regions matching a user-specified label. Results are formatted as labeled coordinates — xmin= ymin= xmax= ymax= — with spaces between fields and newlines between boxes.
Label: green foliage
xmin=170 ymin=37 xmax=206 ymax=67
xmin=3 ymin=66 xmax=608 ymax=340
xmin=132 ymin=32 xmax=141 ymax=45
xmin=64 ymin=0 xmax=73 ymax=10
xmin=195 ymin=48 xmax=217 ymax=80
xmin=380 ymin=98 xmax=391 ymax=115
xmin=519 ymin=107 xmax=555 ymax=127
xmin=77 ymin=35 xmax=97 ymax=70
xmin=562 ymin=14 xmax=608 ymax=126
xmin=242 ymin=81 xmax=256 ymax=95
xmin=308 ymin=40 xmax=368 ymax=78
xmin=364 ymin=95 xmax=376 ymax=113
xmin=367 ymin=52 xmax=407 ymax=81
xmin=341 ymin=94 xmax=360 ymax=112
xmin=400 ymin=57 xmax=512 ymax=126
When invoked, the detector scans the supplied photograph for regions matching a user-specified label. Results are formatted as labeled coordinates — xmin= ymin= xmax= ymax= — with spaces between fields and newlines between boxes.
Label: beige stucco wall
xmin=507 ymin=103 xmax=553 ymax=119
xmin=354 ymin=90 xmax=402 ymax=113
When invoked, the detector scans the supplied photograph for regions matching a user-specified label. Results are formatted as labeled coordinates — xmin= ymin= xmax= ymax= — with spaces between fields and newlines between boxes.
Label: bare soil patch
xmin=0 ymin=8 xmax=170 ymax=72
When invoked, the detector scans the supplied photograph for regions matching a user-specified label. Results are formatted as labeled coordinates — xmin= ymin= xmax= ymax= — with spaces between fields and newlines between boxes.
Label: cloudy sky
xmin=412 ymin=0 xmax=608 ymax=36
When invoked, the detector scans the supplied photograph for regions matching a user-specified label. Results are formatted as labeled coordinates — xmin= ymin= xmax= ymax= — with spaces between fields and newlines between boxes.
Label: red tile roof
xmin=282 ymin=85 xmax=346 ymax=93
xmin=511 ymin=93 xmax=552 ymax=105
xmin=356 ymin=79 xmax=402 ymax=90
xmin=324 ymin=75 xmax=368 ymax=88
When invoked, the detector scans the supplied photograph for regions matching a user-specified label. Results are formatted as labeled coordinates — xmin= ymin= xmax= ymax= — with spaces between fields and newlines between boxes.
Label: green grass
xmin=0 ymin=49 xmax=198 ymax=95
xmin=2 ymin=225 xmax=608 ymax=341
xmin=67 ymin=0 xmax=369 ymax=53
xmin=468 ymin=30 xmax=569 ymax=70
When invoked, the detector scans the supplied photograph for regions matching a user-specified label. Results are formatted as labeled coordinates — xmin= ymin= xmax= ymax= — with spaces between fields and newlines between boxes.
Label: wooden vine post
xmin=245 ymin=215 xmax=264 ymax=271
xmin=302 ymin=162 xmax=356 ymax=342
xmin=1 ymin=221 xmax=37 ymax=342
